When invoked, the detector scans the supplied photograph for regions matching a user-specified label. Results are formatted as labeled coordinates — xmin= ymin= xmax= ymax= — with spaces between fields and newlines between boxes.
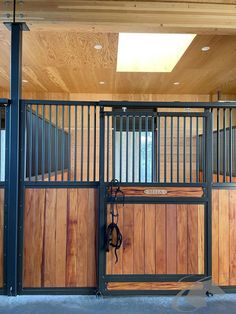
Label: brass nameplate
xmin=144 ymin=189 xmax=168 ymax=195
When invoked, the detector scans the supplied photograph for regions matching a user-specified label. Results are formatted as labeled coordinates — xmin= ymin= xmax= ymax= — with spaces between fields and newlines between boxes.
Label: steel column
xmin=5 ymin=23 xmax=24 ymax=296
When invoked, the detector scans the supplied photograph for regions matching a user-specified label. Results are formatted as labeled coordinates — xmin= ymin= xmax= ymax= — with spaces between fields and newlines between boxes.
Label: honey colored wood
xmin=114 ymin=186 xmax=204 ymax=197
xmin=0 ymin=29 xmax=236 ymax=95
xmin=0 ymin=189 xmax=4 ymax=288
xmin=212 ymin=189 xmax=236 ymax=286
xmin=107 ymin=281 xmax=203 ymax=291
xmin=1 ymin=1 xmax=236 ymax=35
xmin=23 ymin=188 xmax=97 ymax=288
xmin=106 ymin=203 xmax=205 ymax=275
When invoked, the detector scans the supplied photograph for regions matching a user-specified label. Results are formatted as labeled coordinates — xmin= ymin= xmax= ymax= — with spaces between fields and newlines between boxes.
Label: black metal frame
xmin=97 ymin=108 xmax=213 ymax=296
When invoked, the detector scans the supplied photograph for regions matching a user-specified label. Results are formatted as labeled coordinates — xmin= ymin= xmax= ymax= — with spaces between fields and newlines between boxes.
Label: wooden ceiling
xmin=0 ymin=0 xmax=236 ymax=95
xmin=0 ymin=0 xmax=236 ymax=34
xmin=0 ymin=29 xmax=236 ymax=95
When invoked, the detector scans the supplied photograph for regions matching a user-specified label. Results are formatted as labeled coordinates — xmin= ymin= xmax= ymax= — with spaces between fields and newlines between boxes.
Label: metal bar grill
xmin=24 ymin=102 xmax=99 ymax=182
xmin=211 ymin=107 xmax=236 ymax=183
xmin=22 ymin=101 xmax=236 ymax=185
xmin=104 ymin=110 xmax=208 ymax=184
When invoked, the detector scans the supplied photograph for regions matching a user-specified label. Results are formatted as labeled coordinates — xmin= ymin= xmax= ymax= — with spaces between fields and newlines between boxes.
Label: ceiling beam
xmin=1 ymin=1 xmax=236 ymax=34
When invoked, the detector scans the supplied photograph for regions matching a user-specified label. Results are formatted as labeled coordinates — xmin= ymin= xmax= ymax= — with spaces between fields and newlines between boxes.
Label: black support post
xmin=4 ymin=23 xmax=25 ymax=296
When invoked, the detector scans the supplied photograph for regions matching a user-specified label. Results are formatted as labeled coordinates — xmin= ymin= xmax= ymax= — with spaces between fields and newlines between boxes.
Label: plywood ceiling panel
xmin=0 ymin=30 xmax=236 ymax=95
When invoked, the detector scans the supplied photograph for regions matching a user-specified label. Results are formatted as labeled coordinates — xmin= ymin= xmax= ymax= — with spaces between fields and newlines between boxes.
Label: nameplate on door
xmin=144 ymin=189 xmax=168 ymax=195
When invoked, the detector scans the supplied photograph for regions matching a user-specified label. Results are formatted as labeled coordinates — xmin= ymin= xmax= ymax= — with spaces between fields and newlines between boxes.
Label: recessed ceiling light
xmin=99 ymin=81 xmax=105 ymax=85
xmin=22 ymin=79 xmax=28 ymax=83
xmin=116 ymin=33 xmax=196 ymax=72
xmin=201 ymin=46 xmax=210 ymax=52
xmin=173 ymin=82 xmax=180 ymax=85
xmin=94 ymin=44 xmax=102 ymax=50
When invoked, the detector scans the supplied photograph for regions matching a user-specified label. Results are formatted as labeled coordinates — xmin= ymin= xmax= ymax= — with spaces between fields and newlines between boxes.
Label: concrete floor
xmin=0 ymin=294 xmax=236 ymax=314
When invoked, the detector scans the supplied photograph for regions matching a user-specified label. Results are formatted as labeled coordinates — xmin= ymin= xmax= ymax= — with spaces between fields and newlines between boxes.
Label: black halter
xmin=105 ymin=179 xmax=124 ymax=263
xmin=105 ymin=222 xmax=122 ymax=263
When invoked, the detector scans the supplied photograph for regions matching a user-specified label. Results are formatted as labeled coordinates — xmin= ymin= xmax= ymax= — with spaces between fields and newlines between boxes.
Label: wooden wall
xmin=0 ymin=189 xmax=4 ymax=288
xmin=23 ymin=188 xmax=97 ymax=288
xmin=0 ymin=91 xmax=210 ymax=102
xmin=106 ymin=203 xmax=205 ymax=275
xmin=212 ymin=189 xmax=236 ymax=286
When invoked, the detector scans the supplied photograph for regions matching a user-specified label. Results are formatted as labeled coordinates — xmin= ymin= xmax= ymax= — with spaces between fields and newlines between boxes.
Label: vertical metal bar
xmin=158 ymin=115 xmax=160 ymax=182
xmin=164 ymin=116 xmax=167 ymax=183
xmin=132 ymin=116 xmax=135 ymax=182
xmin=29 ymin=105 xmax=32 ymax=181
xmin=196 ymin=117 xmax=199 ymax=182
xmin=139 ymin=116 xmax=141 ymax=182
xmin=205 ymin=109 xmax=213 ymax=277
xmin=98 ymin=106 xmax=106 ymax=293
xmin=62 ymin=105 xmax=65 ymax=181
xmin=145 ymin=115 xmax=148 ymax=183
xmin=183 ymin=116 xmax=186 ymax=182
xmin=41 ymin=104 xmax=45 ymax=181
xmin=80 ymin=106 xmax=84 ymax=181
xmin=152 ymin=115 xmax=155 ymax=183
xmin=177 ymin=116 xmax=180 ymax=183
xmin=170 ymin=116 xmax=173 ymax=183
xmin=229 ymin=108 xmax=232 ymax=182
xmin=223 ymin=108 xmax=226 ymax=182
xmin=93 ymin=105 xmax=96 ymax=181
xmin=87 ymin=106 xmax=90 ymax=181
xmin=55 ymin=106 xmax=58 ymax=181
xmin=74 ymin=106 xmax=77 ymax=181
xmin=113 ymin=115 xmax=116 ymax=180
xmin=125 ymin=116 xmax=128 ymax=182
xmin=217 ymin=108 xmax=220 ymax=183
xmin=120 ymin=115 xmax=123 ymax=182
xmin=202 ymin=116 xmax=206 ymax=182
xmin=48 ymin=105 xmax=52 ymax=181
xmin=164 ymin=116 xmax=167 ymax=182
xmin=6 ymin=22 xmax=23 ymax=296
xmin=35 ymin=105 xmax=39 ymax=181
xmin=107 ymin=115 xmax=110 ymax=182
xmin=190 ymin=116 xmax=192 ymax=183
xmin=68 ymin=105 xmax=71 ymax=181
xmin=17 ymin=100 xmax=26 ymax=295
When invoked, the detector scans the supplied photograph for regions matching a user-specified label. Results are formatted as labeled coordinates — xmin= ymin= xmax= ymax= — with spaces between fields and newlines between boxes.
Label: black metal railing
xmin=211 ymin=108 xmax=236 ymax=183
xmin=21 ymin=100 xmax=236 ymax=185
xmin=103 ymin=110 xmax=208 ymax=184
xmin=22 ymin=100 xmax=99 ymax=182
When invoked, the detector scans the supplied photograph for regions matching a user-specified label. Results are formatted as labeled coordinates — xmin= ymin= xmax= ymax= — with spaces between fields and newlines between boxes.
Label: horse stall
xmin=4 ymin=100 xmax=235 ymax=296
xmin=0 ymin=4 xmax=236 ymax=297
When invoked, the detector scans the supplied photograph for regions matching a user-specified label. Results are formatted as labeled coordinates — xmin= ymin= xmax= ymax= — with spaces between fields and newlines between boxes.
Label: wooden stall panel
xmin=23 ymin=188 xmax=97 ymax=288
xmin=106 ymin=203 xmax=204 ymax=276
xmin=212 ymin=189 xmax=236 ymax=286
xmin=0 ymin=189 xmax=4 ymax=288
xmin=107 ymin=281 xmax=203 ymax=291
xmin=111 ymin=186 xmax=204 ymax=198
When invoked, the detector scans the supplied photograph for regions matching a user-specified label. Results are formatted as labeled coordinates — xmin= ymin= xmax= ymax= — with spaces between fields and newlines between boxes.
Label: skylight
xmin=116 ymin=33 xmax=196 ymax=73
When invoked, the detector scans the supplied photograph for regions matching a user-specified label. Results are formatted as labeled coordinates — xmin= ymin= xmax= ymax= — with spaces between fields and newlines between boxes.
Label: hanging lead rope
xmin=105 ymin=179 xmax=124 ymax=263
